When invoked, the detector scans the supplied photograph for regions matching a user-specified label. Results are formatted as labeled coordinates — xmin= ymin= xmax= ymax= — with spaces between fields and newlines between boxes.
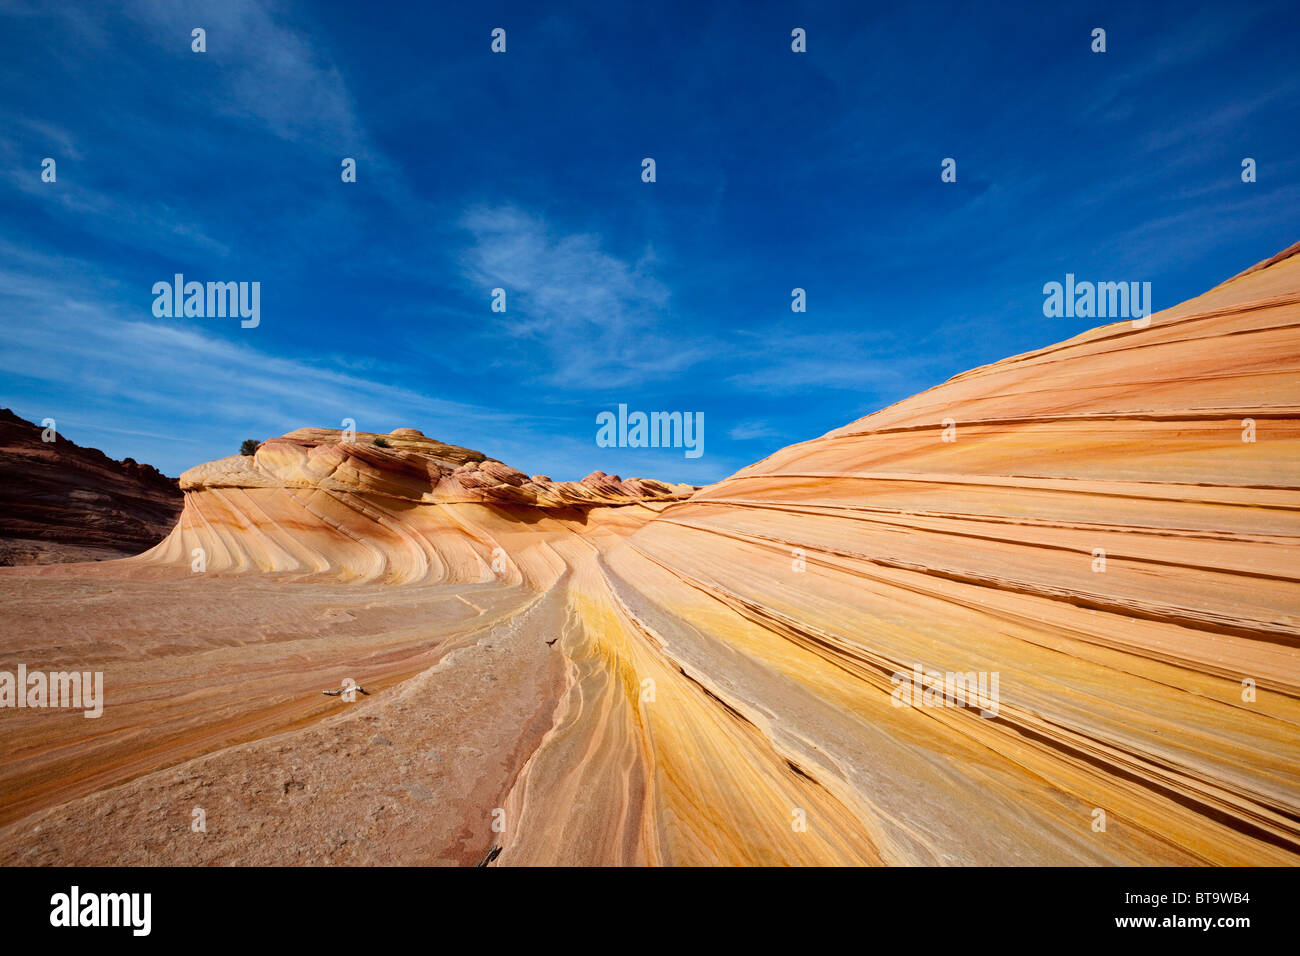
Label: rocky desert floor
xmin=0 ymin=515 xmax=606 ymax=865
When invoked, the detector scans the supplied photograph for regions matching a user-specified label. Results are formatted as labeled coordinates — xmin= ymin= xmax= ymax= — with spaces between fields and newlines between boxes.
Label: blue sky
xmin=1 ymin=0 xmax=1297 ymax=483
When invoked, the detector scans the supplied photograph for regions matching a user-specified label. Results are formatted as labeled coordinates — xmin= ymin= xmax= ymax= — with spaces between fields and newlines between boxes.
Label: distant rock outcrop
xmin=0 ymin=409 xmax=182 ymax=565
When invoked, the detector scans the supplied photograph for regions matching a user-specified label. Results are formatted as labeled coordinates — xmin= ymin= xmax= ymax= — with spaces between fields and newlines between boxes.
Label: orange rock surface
xmin=0 ymin=243 xmax=1297 ymax=865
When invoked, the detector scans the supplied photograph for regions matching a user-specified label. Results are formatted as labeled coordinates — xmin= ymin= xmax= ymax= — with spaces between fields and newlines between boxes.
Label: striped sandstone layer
xmin=141 ymin=426 xmax=696 ymax=582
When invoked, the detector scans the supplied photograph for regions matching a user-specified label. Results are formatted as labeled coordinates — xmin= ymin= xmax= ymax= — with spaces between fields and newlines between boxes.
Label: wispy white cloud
xmin=1098 ymin=183 xmax=1300 ymax=274
xmin=0 ymin=115 xmax=84 ymax=160
xmin=0 ymin=164 xmax=233 ymax=259
xmin=124 ymin=0 xmax=364 ymax=147
xmin=1081 ymin=5 xmax=1274 ymax=123
xmin=721 ymin=330 xmax=940 ymax=395
xmin=459 ymin=204 xmax=712 ymax=388
xmin=726 ymin=420 xmax=780 ymax=441
xmin=1134 ymin=77 xmax=1300 ymax=157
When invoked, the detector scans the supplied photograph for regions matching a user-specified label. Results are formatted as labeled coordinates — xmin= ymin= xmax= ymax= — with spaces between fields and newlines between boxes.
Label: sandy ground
xmin=0 ymin=561 xmax=566 ymax=864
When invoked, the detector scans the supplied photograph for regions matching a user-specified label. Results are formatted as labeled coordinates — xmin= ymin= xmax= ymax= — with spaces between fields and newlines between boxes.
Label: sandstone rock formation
xmin=146 ymin=427 xmax=696 ymax=581
xmin=0 ymin=242 xmax=1296 ymax=866
xmin=0 ymin=409 xmax=182 ymax=565
xmin=612 ymin=243 xmax=1300 ymax=866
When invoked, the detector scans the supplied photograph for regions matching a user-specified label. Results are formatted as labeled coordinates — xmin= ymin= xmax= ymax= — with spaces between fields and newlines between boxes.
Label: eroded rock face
xmin=178 ymin=429 xmax=695 ymax=509
xmin=148 ymin=427 xmax=696 ymax=581
xmin=0 ymin=409 xmax=182 ymax=565
xmin=1 ymin=244 xmax=1297 ymax=867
